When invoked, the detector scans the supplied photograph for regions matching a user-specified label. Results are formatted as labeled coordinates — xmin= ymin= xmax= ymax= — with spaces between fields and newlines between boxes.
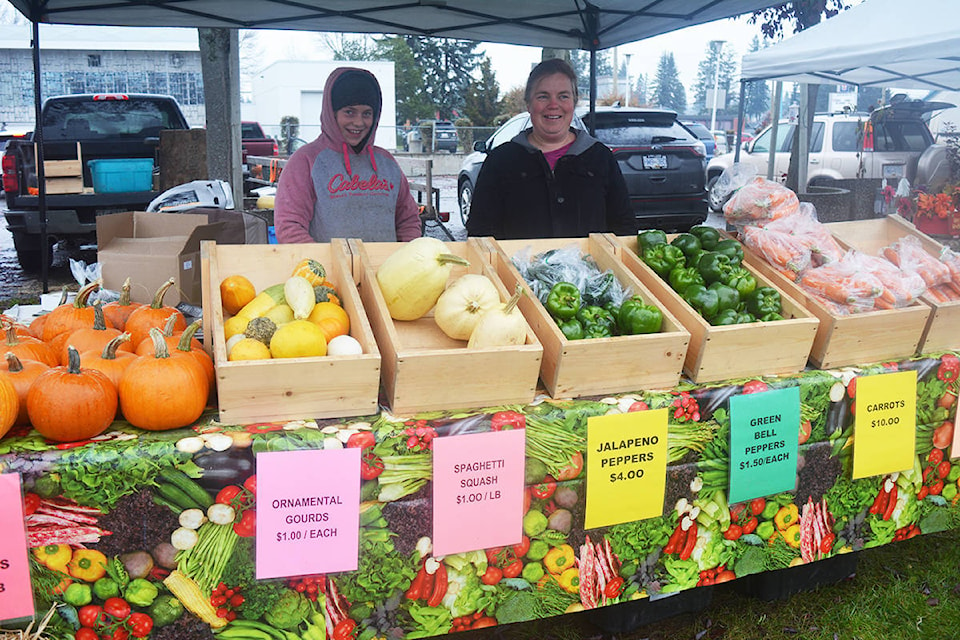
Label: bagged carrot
xmin=741 ymin=225 xmax=812 ymax=278
xmin=797 ymin=251 xmax=883 ymax=312
xmin=882 ymin=235 xmax=951 ymax=287
xmin=724 ymin=176 xmax=800 ymax=225
xmin=764 ymin=202 xmax=845 ymax=266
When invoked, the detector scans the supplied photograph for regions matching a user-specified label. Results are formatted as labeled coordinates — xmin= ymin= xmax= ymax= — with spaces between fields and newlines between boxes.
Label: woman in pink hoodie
xmin=274 ymin=67 xmax=421 ymax=243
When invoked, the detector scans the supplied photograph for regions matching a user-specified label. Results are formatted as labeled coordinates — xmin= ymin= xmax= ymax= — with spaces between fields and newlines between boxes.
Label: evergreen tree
xmin=462 ymin=58 xmax=500 ymax=127
xmin=651 ymin=53 xmax=687 ymax=113
xmin=569 ymin=49 xmax=612 ymax=97
xmin=323 ymin=33 xmax=377 ymax=61
xmin=499 ymin=87 xmax=526 ymax=122
xmin=374 ymin=36 xmax=433 ymax=125
xmin=405 ymin=37 xmax=481 ymax=119
xmin=742 ymin=37 xmax=771 ymax=121
xmin=692 ymin=42 xmax=737 ymax=115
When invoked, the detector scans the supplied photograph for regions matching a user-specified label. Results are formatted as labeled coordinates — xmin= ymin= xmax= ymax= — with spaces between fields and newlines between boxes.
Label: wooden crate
xmin=479 ymin=235 xmax=690 ymax=398
xmin=200 ymin=240 xmax=381 ymax=424
xmin=348 ymin=238 xmax=543 ymax=414
xmin=734 ymin=230 xmax=931 ymax=369
xmin=826 ymin=215 xmax=960 ymax=353
xmin=39 ymin=142 xmax=84 ymax=194
xmin=602 ymin=234 xmax=819 ymax=383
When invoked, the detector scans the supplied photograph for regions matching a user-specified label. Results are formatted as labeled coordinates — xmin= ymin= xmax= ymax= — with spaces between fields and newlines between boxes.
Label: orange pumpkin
xmin=60 ymin=301 xmax=132 ymax=365
xmin=101 ymin=277 xmax=144 ymax=331
xmin=173 ymin=321 xmax=215 ymax=398
xmin=307 ymin=302 xmax=350 ymax=343
xmin=2 ymin=353 xmax=49 ymax=426
xmin=123 ymin=278 xmax=186 ymax=347
xmin=79 ymin=333 xmax=138 ymax=393
xmin=0 ymin=369 xmax=18 ymax=438
xmin=41 ymin=281 xmax=113 ymax=342
xmin=29 ymin=287 xmax=68 ymax=338
xmin=135 ymin=313 xmax=201 ymax=356
xmin=119 ymin=328 xmax=208 ymax=431
xmin=26 ymin=346 xmax=117 ymax=443
xmin=3 ymin=324 xmax=58 ymax=367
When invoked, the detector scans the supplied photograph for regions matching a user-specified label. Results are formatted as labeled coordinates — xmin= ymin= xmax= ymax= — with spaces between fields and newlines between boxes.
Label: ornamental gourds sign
xmin=255 ymin=449 xmax=361 ymax=579
xmin=0 ymin=473 xmax=33 ymax=623
xmin=853 ymin=370 xmax=917 ymax=479
xmin=584 ymin=409 xmax=668 ymax=530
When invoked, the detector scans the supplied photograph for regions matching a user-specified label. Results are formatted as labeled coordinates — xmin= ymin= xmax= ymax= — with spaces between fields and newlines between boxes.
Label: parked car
xmin=712 ymin=130 xmax=729 ymax=155
xmin=705 ymin=98 xmax=954 ymax=211
xmin=683 ymin=122 xmax=717 ymax=160
xmin=458 ymin=106 xmax=708 ymax=231
xmin=431 ymin=120 xmax=458 ymax=153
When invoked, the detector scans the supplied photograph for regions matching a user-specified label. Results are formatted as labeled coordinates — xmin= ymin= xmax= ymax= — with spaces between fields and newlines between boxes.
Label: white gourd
xmin=434 ymin=274 xmax=502 ymax=340
xmin=283 ymin=275 xmax=316 ymax=319
xmin=468 ymin=285 xmax=527 ymax=348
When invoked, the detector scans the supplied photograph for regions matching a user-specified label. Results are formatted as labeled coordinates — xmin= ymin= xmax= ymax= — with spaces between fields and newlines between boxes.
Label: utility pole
xmin=709 ymin=40 xmax=726 ymax=132
xmin=624 ymin=53 xmax=632 ymax=107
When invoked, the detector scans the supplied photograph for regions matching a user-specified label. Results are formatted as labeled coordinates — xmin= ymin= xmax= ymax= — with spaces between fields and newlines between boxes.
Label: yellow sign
xmin=584 ymin=409 xmax=668 ymax=530
xmin=852 ymin=370 xmax=917 ymax=479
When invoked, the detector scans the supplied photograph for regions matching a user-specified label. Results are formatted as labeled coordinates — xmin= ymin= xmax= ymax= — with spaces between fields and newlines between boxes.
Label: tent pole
xmin=767 ymin=81 xmax=782 ymax=180
xmin=589 ymin=48 xmax=597 ymax=136
xmin=798 ymin=83 xmax=809 ymax=194
xmin=734 ymin=80 xmax=746 ymax=163
xmin=31 ymin=17 xmax=48 ymax=293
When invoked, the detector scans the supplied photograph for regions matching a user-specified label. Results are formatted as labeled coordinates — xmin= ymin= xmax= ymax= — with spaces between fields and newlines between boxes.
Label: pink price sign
xmin=432 ymin=429 xmax=526 ymax=557
xmin=255 ymin=448 xmax=361 ymax=580
xmin=0 ymin=473 xmax=34 ymax=623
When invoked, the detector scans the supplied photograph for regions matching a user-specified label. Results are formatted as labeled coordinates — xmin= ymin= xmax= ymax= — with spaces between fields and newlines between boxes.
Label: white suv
xmin=706 ymin=98 xmax=953 ymax=210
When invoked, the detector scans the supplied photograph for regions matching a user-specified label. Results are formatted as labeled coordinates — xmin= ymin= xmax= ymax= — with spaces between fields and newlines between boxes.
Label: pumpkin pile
xmin=0 ymin=278 xmax=214 ymax=443
xmin=219 ymin=258 xmax=361 ymax=361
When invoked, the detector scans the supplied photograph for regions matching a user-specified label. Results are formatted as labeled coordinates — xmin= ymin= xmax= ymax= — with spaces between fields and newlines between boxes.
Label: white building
xmin=244 ymin=60 xmax=399 ymax=151
xmin=0 ymin=24 xmax=205 ymax=127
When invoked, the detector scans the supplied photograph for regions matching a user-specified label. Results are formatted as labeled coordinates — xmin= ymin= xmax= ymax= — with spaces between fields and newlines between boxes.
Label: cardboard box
xmin=97 ymin=212 xmax=224 ymax=306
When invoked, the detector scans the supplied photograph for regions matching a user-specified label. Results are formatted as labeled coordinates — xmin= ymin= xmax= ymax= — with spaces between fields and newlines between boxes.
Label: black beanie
xmin=331 ymin=70 xmax=381 ymax=115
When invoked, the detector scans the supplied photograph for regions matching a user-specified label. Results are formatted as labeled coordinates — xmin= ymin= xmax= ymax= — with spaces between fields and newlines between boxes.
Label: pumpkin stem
xmin=504 ymin=284 xmax=524 ymax=315
xmin=92 ymin=301 xmax=107 ymax=331
xmin=119 ymin=277 xmax=132 ymax=306
xmin=151 ymin=278 xmax=177 ymax=310
xmin=58 ymin=285 xmax=69 ymax=306
xmin=162 ymin=312 xmax=178 ymax=337
xmin=437 ymin=253 xmax=471 ymax=267
xmin=148 ymin=327 xmax=170 ymax=359
xmin=177 ymin=320 xmax=202 ymax=353
xmin=4 ymin=324 xmax=17 ymax=347
xmin=74 ymin=280 xmax=102 ymax=308
xmin=101 ymin=333 xmax=131 ymax=360
xmin=5 ymin=351 xmax=24 ymax=373
xmin=66 ymin=345 xmax=82 ymax=373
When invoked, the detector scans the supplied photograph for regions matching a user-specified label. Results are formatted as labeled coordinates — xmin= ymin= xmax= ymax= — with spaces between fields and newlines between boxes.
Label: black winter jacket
xmin=466 ymin=129 xmax=635 ymax=240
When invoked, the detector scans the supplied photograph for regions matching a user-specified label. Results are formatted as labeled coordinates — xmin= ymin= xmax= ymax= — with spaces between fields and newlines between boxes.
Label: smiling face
xmin=336 ymin=104 xmax=374 ymax=148
xmin=527 ymin=72 xmax=576 ymax=146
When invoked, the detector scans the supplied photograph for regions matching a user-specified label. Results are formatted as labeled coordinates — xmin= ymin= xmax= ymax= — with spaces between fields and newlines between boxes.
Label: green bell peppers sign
xmin=728 ymin=386 xmax=800 ymax=504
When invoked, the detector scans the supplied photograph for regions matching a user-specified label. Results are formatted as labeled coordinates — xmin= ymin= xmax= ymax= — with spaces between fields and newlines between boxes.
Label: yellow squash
xmin=376 ymin=237 xmax=470 ymax=321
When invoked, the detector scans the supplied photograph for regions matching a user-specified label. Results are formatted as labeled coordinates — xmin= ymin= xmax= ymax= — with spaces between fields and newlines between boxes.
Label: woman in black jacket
xmin=466 ymin=58 xmax=635 ymax=240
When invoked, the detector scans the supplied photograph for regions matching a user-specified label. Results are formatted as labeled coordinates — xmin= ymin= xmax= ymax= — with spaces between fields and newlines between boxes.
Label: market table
xmin=1 ymin=351 xmax=958 ymax=640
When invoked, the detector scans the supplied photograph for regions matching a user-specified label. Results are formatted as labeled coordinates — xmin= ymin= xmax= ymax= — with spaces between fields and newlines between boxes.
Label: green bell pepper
xmin=638 ymin=229 xmax=668 ymax=253
xmin=714 ymin=238 xmax=744 ymax=265
xmin=557 ymin=317 xmax=585 ymax=340
xmin=604 ymin=301 xmax=621 ymax=322
xmin=124 ymin=578 xmax=159 ymax=608
xmin=697 ymin=251 xmax=734 ymax=284
xmin=546 ymin=282 xmax=581 ymax=320
xmin=148 ymin=595 xmax=184 ymax=627
xmin=63 ymin=582 xmax=92 ymax=607
xmin=723 ymin=266 xmax=758 ymax=299
xmin=668 ymin=265 xmax=705 ymax=293
xmin=689 ymin=225 xmax=720 ymax=251
xmin=708 ymin=281 xmax=740 ymax=314
xmin=745 ymin=286 xmax=782 ymax=317
xmin=642 ymin=244 xmax=685 ymax=279
xmin=577 ymin=305 xmax=617 ymax=338
xmin=712 ymin=308 xmax=739 ymax=326
xmin=670 ymin=233 xmax=703 ymax=263
xmin=736 ymin=311 xmax=757 ymax=324
xmin=93 ymin=577 xmax=120 ymax=601
xmin=618 ymin=296 xmax=663 ymax=335
xmin=759 ymin=312 xmax=785 ymax=322
xmin=683 ymin=284 xmax=720 ymax=320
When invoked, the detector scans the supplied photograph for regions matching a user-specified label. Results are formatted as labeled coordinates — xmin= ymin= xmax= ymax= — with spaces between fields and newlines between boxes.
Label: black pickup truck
xmin=1 ymin=93 xmax=190 ymax=270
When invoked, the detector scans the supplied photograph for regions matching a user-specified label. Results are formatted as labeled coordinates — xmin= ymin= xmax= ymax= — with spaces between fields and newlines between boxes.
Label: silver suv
xmin=706 ymin=98 xmax=953 ymax=210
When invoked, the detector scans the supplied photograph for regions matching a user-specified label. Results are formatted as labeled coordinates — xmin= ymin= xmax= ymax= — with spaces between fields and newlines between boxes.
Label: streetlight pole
xmin=709 ymin=40 xmax=725 ymax=132
xmin=624 ymin=53 xmax=632 ymax=107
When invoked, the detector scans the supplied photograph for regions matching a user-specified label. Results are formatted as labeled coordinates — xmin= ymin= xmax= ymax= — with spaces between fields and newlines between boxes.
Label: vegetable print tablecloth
xmin=1 ymin=352 xmax=959 ymax=640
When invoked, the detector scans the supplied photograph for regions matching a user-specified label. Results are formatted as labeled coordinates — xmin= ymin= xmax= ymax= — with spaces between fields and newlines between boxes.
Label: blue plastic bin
xmin=87 ymin=158 xmax=154 ymax=193
xmin=268 ymin=226 xmax=277 ymax=244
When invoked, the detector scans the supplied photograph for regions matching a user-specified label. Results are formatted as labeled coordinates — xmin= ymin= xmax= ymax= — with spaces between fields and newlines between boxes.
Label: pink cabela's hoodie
xmin=274 ymin=67 xmax=421 ymax=243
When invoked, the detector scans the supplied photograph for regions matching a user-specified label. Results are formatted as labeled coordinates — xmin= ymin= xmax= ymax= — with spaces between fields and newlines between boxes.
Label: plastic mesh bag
xmin=511 ymin=244 xmax=630 ymax=308
xmin=723 ymin=176 xmax=800 ymax=226
xmin=796 ymin=251 xmax=884 ymax=313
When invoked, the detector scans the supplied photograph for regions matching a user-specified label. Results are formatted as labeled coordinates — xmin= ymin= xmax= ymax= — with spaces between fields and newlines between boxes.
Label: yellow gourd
xmin=376 ymin=238 xmax=471 ymax=321
xmin=269 ymin=320 xmax=327 ymax=358
xmin=468 ymin=285 xmax=527 ymax=348
xmin=229 ymin=337 xmax=271 ymax=361
xmin=264 ymin=304 xmax=295 ymax=326
xmin=284 ymin=276 xmax=316 ymax=320
xmin=236 ymin=283 xmax=286 ymax=319
xmin=434 ymin=274 xmax=501 ymax=341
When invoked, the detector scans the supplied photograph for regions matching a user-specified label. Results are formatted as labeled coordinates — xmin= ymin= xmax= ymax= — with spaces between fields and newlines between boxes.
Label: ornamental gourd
xmin=433 ymin=274 xmax=501 ymax=341
xmin=376 ymin=237 xmax=470 ymax=321
xmin=0 ymin=365 xmax=20 ymax=437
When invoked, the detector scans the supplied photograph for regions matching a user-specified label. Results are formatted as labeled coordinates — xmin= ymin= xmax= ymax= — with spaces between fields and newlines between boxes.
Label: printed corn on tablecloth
xmin=1 ymin=352 xmax=958 ymax=639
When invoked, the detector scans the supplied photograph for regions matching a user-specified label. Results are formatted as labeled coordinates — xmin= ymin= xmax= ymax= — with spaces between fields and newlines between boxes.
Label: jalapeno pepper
xmin=668 ymin=265 xmax=705 ymax=293
xmin=618 ymin=296 xmax=663 ymax=334
xmin=642 ymin=244 xmax=685 ymax=279
xmin=689 ymin=225 xmax=720 ymax=251
xmin=670 ymin=233 xmax=703 ymax=263
xmin=546 ymin=282 xmax=582 ymax=320
xmin=638 ymin=229 xmax=669 ymax=253
xmin=745 ymin=286 xmax=782 ymax=317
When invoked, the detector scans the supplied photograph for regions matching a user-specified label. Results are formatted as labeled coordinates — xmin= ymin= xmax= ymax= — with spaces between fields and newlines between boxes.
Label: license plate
xmin=642 ymin=154 xmax=667 ymax=170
